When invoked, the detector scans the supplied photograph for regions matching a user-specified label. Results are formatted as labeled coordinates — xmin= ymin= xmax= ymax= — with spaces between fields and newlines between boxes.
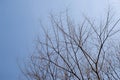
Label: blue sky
xmin=0 ymin=0 xmax=120 ymax=80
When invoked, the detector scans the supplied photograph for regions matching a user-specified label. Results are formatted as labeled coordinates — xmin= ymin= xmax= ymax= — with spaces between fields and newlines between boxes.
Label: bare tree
xmin=22 ymin=10 xmax=120 ymax=80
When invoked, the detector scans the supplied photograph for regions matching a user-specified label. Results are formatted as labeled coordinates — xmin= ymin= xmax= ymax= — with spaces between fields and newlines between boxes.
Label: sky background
xmin=0 ymin=0 xmax=120 ymax=80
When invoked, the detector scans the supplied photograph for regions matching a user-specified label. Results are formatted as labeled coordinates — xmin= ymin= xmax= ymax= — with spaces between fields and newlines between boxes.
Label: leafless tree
xmin=22 ymin=10 xmax=120 ymax=80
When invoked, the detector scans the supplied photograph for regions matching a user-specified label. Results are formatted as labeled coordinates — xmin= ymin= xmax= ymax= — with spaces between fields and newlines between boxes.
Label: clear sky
xmin=0 ymin=0 xmax=120 ymax=80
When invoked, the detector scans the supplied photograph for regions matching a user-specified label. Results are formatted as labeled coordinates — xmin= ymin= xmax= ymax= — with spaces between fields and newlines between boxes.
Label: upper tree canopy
xmin=22 ymin=9 xmax=120 ymax=80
